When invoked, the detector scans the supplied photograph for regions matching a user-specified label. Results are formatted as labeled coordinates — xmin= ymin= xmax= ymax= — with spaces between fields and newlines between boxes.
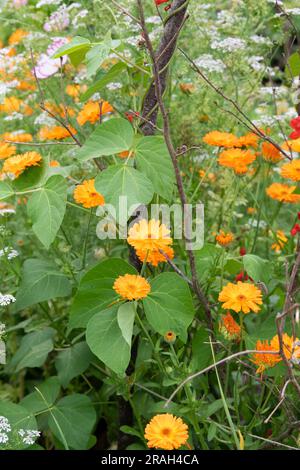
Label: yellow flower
xmin=218 ymin=148 xmax=256 ymax=174
xmin=73 ymin=179 xmax=104 ymax=208
xmin=266 ymin=183 xmax=300 ymax=203
xmin=219 ymin=311 xmax=241 ymax=341
xmin=113 ymin=274 xmax=150 ymax=300
xmin=238 ymin=132 xmax=259 ymax=148
xmin=270 ymin=333 xmax=300 ymax=361
xmin=144 ymin=414 xmax=189 ymax=450
xmin=216 ymin=230 xmax=234 ymax=247
xmin=127 ymin=219 xmax=172 ymax=252
xmin=261 ymin=142 xmax=283 ymax=163
xmin=8 ymin=29 xmax=28 ymax=45
xmin=2 ymin=152 xmax=42 ymax=178
xmin=203 ymin=131 xmax=240 ymax=148
xmin=65 ymin=84 xmax=80 ymax=98
xmin=77 ymin=100 xmax=113 ymax=126
xmin=0 ymin=143 xmax=16 ymax=159
xmin=135 ymin=245 xmax=174 ymax=267
xmin=281 ymin=138 xmax=300 ymax=152
xmin=251 ymin=339 xmax=281 ymax=374
xmin=218 ymin=281 xmax=263 ymax=314
xmin=39 ymin=126 xmax=77 ymax=141
xmin=281 ymin=159 xmax=300 ymax=182
xmin=271 ymin=230 xmax=287 ymax=253
xmin=2 ymin=132 xmax=33 ymax=143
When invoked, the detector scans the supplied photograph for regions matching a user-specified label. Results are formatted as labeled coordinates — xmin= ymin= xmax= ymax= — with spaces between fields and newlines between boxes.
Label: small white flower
xmin=0 ymin=417 xmax=11 ymax=433
xmin=0 ymin=294 xmax=16 ymax=307
xmin=0 ymin=247 xmax=19 ymax=260
xmin=106 ymin=82 xmax=122 ymax=91
xmin=286 ymin=8 xmax=300 ymax=16
xmin=146 ymin=16 xmax=161 ymax=24
xmin=194 ymin=54 xmax=226 ymax=73
xmin=250 ymin=35 xmax=272 ymax=46
xmin=0 ymin=432 xmax=9 ymax=444
xmin=248 ymin=56 xmax=265 ymax=72
xmin=211 ymin=37 xmax=246 ymax=53
xmin=19 ymin=429 xmax=41 ymax=445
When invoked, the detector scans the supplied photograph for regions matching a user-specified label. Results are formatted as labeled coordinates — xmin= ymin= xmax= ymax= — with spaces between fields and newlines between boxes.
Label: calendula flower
xmin=218 ymin=281 xmax=263 ymax=314
xmin=144 ymin=414 xmax=189 ymax=450
xmin=266 ymin=183 xmax=300 ymax=203
xmin=203 ymin=131 xmax=240 ymax=148
xmin=218 ymin=148 xmax=256 ymax=174
xmin=281 ymin=138 xmax=300 ymax=152
xmin=117 ymin=150 xmax=134 ymax=159
xmin=113 ymin=274 xmax=150 ymax=300
xmin=39 ymin=126 xmax=77 ymax=140
xmin=49 ymin=160 xmax=60 ymax=167
xmin=2 ymin=132 xmax=33 ymax=143
xmin=0 ymin=96 xmax=21 ymax=114
xmin=247 ymin=207 xmax=256 ymax=215
xmin=2 ymin=152 xmax=42 ymax=178
xmin=270 ymin=333 xmax=300 ymax=361
xmin=251 ymin=339 xmax=281 ymax=374
xmin=127 ymin=219 xmax=172 ymax=252
xmin=238 ymin=132 xmax=259 ymax=148
xmin=136 ymin=245 xmax=174 ymax=267
xmin=8 ymin=28 xmax=28 ymax=45
xmin=219 ymin=311 xmax=241 ymax=341
xmin=77 ymin=100 xmax=114 ymax=126
xmin=198 ymin=169 xmax=216 ymax=182
xmin=66 ymin=84 xmax=80 ymax=98
xmin=261 ymin=142 xmax=283 ymax=163
xmin=164 ymin=331 xmax=176 ymax=343
xmin=281 ymin=160 xmax=300 ymax=182
xmin=73 ymin=179 xmax=104 ymax=208
xmin=271 ymin=230 xmax=287 ymax=253
xmin=0 ymin=143 xmax=16 ymax=159
xmin=216 ymin=230 xmax=234 ymax=246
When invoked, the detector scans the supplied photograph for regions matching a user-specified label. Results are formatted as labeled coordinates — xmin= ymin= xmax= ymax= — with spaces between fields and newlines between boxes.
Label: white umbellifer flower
xmin=106 ymin=82 xmax=122 ymax=91
xmin=194 ymin=54 xmax=226 ymax=73
xmin=34 ymin=112 xmax=56 ymax=127
xmin=0 ymin=208 xmax=16 ymax=216
xmin=216 ymin=10 xmax=238 ymax=26
xmin=211 ymin=37 xmax=246 ymax=52
xmin=146 ymin=15 xmax=161 ymax=24
xmin=248 ymin=56 xmax=265 ymax=71
xmin=0 ymin=324 xmax=5 ymax=335
xmin=250 ymin=35 xmax=272 ymax=46
xmin=18 ymin=429 xmax=41 ymax=445
xmin=0 ymin=417 xmax=11 ymax=433
xmin=36 ymin=0 xmax=61 ymax=7
xmin=4 ymin=113 xmax=24 ymax=121
xmin=67 ymin=2 xmax=81 ymax=10
xmin=0 ymin=432 xmax=9 ymax=444
xmin=72 ymin=9 xmax=88 ymax=27
xmin=0 ymin=247 xmax=19 ymax=260
xmin=0 ymin=294 xmax=16 ymax=307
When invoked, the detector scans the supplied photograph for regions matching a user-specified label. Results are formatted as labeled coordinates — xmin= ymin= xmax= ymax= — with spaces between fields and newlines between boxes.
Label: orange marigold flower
xmin=218 ymin=148 xmax=256 ymax=174
xmin=199 ymin=169 xmax=216 ymax=182
xmin=203 ymin=131 xmax=240 ymax=148
xmin=8 ymin=29 xmax=28 ymax=45
xmin=261 ymin=142 xmax=283 ymax=163
xmin=281 ymin=159 xmax=300 ymax=182
xmin=247 ymin=207 xmax=256 ymax=215
xmin=216 ymin=230 xmax=234 ymax=247
xmin=113 ymin=273 xmax=150 ymax=301
xmin=144 ymin=414 xmax=189 ymax=450
xmin=0 ymin=143 xmax=16 ymax=159
xmin=16 ymin=80 xmax=36 ymax=92
xmin=0 ymin=96 xmax=21 ymax=113
xmin=271 ymin=230 xmax=287 ymax=253
xmin=164 ymin=331 xmax=177 ymax=343
xmin=179 ymin=83 xmax=195 ymax=94
xmin=127 ymin=219 xmax=172 ymax=252
xmin=218 ymin=281 xmax=263 ymax=314
xmin=2 ymin=132 xmax=33 ymax=143
xmin=39 ymin=126 xmax=77 ymax=141
xmin=2 ymin=151 xmax=42 ymax=178
xmin=65 ymin=84 xmax=80 ymax=98
xmin=219 ymin=311 xmax=241 ymax=341
xmin=50 ymin=160 xmax=60 ymax=167
xmin=251 ymin=339 xmax=281 ymax=374
xmin=270 ymin=333 xmax=300 ymax=361
xmin=281 ymin=138 xmax=300 ymax=152
xmin=77 ymin=100 xmax=114 ymax=126
xmin=238 ymin=132 xmax=259 ymax=148
xmin=266 ymin=183 xmax=300 ymax=203
xmin=73 ymin=179 xmax=105 ymax=208
xmin=117 ymin=151 xmax=134 ymax=159
xmin=136 ymin=245 xmax=174 ymax=267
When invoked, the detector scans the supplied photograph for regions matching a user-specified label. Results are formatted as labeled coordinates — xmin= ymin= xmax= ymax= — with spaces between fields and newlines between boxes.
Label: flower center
xmin=237 ymin=294 xmax=246 ymax=301
xmin=161 ymin=427 xmax=171 ymax=436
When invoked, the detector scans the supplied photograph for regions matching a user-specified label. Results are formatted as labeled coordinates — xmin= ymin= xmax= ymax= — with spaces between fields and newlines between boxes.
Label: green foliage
xmin=14 ymin=259 xmax=72 ymax=311
xmin=55 ymin=342 xmax=94 ymax=388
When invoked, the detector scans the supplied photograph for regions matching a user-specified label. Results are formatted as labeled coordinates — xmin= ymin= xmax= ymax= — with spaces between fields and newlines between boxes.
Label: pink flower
xmin=32 ymin=37 xmax=68 ymax=80
xmin=43 ymin=6 xmax=70 ymax=32
xmin=12 ymin=0 xmax=28 ymax=7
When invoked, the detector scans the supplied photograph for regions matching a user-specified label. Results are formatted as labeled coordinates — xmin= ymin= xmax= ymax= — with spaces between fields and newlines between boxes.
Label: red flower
xmin=235 ymin=271 xmax=249 ymax=282
xmin=125 ymin=111 xmax=139 ymax=123
xmin=239 ymin=247 xmax=247 ymax=256
xmin=291 ymin=223 xmax=300 ymax=237
xmin=155 ymin=0 xmax=169 ymax=4
xmin=289 ymin=117 xmax=300 ymax=139
xmin=298 ymin=212 xmax=300 ymax=220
